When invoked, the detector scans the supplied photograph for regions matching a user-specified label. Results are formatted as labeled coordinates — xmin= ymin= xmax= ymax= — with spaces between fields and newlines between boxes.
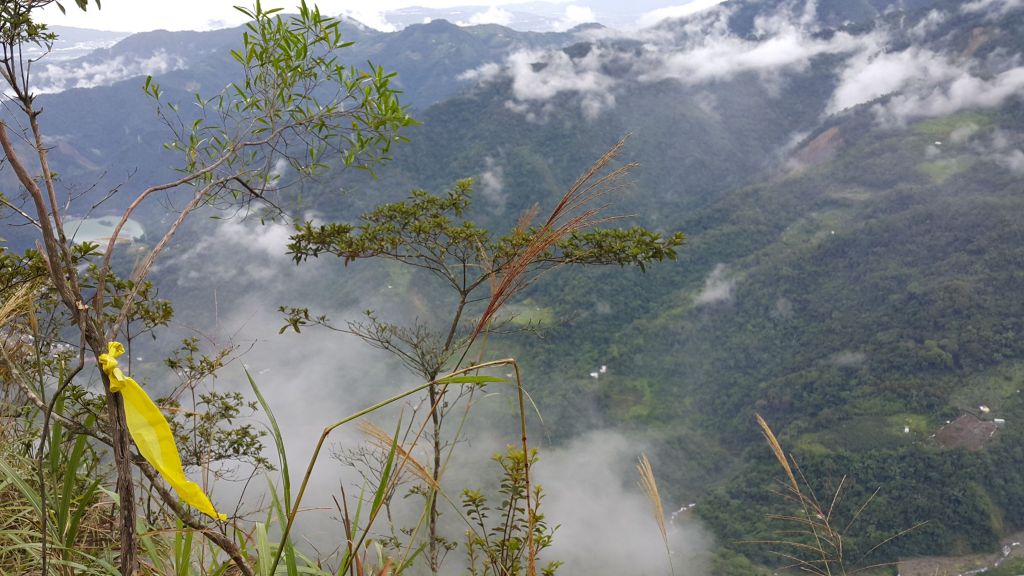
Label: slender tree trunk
xmin=109 ymin=390 xmax=137 ymax=574
xmin=88 ymin=333 xmax=137 ymax=576
xmin=428 ymin=383 xmax=442 ymax=575
xmin=428 ymin=294 xmax=467 ymax=574
xmin=1 ymin=119 xmax=138 ymax=574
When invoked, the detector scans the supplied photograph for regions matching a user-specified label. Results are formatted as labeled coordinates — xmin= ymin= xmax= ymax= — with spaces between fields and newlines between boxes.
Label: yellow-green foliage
xmin=913 ymin=111 xmax=993 ymax=137
xmin=507 ymin=299 xmax=555 ymax=326
xmin=950 ymin=361 xmax=1024 ymax=413
xmin=796 ymin=414 xmax=931 ymax=452
xmin=918 ymin=156 xmax=976 ymax=183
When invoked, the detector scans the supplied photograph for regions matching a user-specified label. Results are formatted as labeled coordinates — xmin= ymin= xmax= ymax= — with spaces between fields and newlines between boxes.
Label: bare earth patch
xmin=933 ymin=414 xmax=998 ymax=451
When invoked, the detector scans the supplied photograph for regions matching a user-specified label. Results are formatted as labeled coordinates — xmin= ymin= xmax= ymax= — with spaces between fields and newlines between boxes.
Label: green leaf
xmin=247 ymin=368 xmax=290 ymax=508
xmin=255 ymin=522 xmax=272 ymax=576
xmin=370 ymin=417 xmax=401 ymax=517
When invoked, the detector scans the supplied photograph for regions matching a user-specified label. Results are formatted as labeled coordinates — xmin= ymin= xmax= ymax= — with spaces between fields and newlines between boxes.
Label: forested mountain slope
xmin=353 ymin=0 xmax=1024 ymax=565
xmin=0 ymin=16 xmax=586 ymax=232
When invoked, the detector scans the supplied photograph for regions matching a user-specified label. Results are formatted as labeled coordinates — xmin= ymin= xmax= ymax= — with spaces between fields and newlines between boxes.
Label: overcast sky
xmin=40 ymin=0 xmax=726 ymax=33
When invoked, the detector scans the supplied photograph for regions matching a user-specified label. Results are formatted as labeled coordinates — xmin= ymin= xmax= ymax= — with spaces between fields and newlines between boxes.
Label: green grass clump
xmin=913 ymin=111 xmax=993 ymax=137
xmin=949 ymin=361 xmax=1024 ymax=413
xmin=917 ymin=156 xmax=976 ymax=183
xmin=796 ymin=414 xmax=930 ymax=452
xmin=507 ymin=300 xmax=555 ymax=326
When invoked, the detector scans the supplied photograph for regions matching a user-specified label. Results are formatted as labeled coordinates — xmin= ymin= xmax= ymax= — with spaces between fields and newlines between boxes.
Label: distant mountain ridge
xmin=28 ymin=16 xmax=586 ymax=105
xmin=20 ymin=25 xmax=127 ymax=62
xmin=0 ymin=14 xmax=591 ymax=231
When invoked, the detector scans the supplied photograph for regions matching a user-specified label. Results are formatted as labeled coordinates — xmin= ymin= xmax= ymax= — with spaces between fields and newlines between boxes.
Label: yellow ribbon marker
xmin=99 ymin=341 xmax=226 ymax=521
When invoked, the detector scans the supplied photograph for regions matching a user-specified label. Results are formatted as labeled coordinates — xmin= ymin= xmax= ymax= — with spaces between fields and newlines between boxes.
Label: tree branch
xmin=135 ymin=460 xmax=255 ymax=576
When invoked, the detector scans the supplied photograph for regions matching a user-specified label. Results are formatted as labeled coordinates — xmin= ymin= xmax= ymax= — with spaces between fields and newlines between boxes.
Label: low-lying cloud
xmin=831 ymin=350 xmax=867 ymax=367
xmin=639 ymin=0 xmax=863 ymax=86
xmin=462 ymin=5 xmax=514 ymax=27
xmin=33 ymin=50 xmax=186 ymax=94
xmin=828 ymin=45 xmax=959 ymax=114
xmin=874 ymin=67 xmax=1024 ymax=126
xmin=966 ymin=128 xmax=1024 ymax=174
xmin=478 ymin=156 xmax=507 ymax=212
xmin=463 ymin=0 xmax=857 ymax=119
xmin=994 ymin=148 xmax=1024 ymax=173
xmin=504 ymin=47 xmax=617 ymax=120
xmin=204 ymin=294 xmax=416 ymax=545
xmin=155 ymin=218 xmax=296 ymax=289
xmin=460 ymin=0 xmax=1024 ymax=126
xmin=636 ymin=0 xmax=729 ymax=29
xmin=962 ymin=0 xmax=1024 ymax=18
xmin=341 ymin=7 xmax=397 ymax=32
xmin=535 ymin=431 xmax=712 ymax=575
xmin=695 ymin=264 xmax=736 ymax=306
xmin=561 ymin=5 xmax=597 ymax=30
xmin=641 ymin=29 xmax=860 ymax=85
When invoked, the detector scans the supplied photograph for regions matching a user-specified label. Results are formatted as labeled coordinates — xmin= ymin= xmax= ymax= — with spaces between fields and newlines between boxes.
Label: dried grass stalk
xmin=471 ymin=135 xmax=637 ymax=340
xmin=756 ymin=413 xmax=799 ymax=493
xmin=637 ymin=453 xmax=674 ymax=575
xmin=0 ymin=282 xmax=36 ymax=330
xmin=357 ymin=420 xmax=437 ymax=489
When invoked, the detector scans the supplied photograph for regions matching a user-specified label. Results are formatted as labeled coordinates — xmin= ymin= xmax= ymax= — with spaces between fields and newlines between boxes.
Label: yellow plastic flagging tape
xmin=99 ymin=341 xmax=226 ymax=521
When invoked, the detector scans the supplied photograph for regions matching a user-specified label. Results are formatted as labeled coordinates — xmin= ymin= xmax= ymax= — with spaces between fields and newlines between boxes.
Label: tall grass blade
xmin=256 ymin=522 xmax=272 ymax=576
xmin=47 ymin=395 xmax=65 ymax=478
xmin=65 ymin=477 xmax=99 ymax=551
xmin=174 ymin=520 xmax=194 ymax=576
xmin=267 ymin=475 xmax=299 ymax=576
xmin=247 ymin=368 xmax=291 ymax=508
xmin=140 ymin=533 xmax=168 ymax=573
xmin=371 ymin=418 xmax=401 ymax=517
xmin=0 ymin=455 xmax=42 ymax=514
xmin=339 ymin=485 xmax=368 ymax=576
xmin=59 ymin=418 xmax=95 ymax=549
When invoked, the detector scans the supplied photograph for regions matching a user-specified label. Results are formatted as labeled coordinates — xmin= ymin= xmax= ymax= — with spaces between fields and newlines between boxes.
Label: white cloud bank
xmin=33 ymin=50 xmax=186 ymax=94
xmin=639 ymin=26 xmax=862 ymax=86
xmin=535 ymin=431 xmax=713 ymax=575
xmin=636 ymin=0 xmax=729 ymax=30
xmin=462 ymin=5 xmax=515 ymax=26
xmin=478 ymin=156 xmax=507 ymax=212
xmin=460 ymin=0 xmax=1024 ymax=125
xmin=560 ymin=5 xmax=597 ymax=29
xmin=495 ymin=46 xmax=618 ymax=120
xmin=875 ymin=67 xmax=1024 ymax=126
xmin=695 ymin=264 xmax=735 ymax=306
xmin=463 ymin=0 xmax=862 ymax=120
xmin=962 ymin=0 xmax=1024 ymax=18
xmin=828 ymin=45 xmax=958 ymax=113
xmin=971 ymin=129 xmax=1024 ymax=175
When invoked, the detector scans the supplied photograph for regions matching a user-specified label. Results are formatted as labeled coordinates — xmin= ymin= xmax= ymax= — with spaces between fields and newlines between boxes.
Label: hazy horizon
xmin=40 ymin=0 xmax=727 ymax=34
